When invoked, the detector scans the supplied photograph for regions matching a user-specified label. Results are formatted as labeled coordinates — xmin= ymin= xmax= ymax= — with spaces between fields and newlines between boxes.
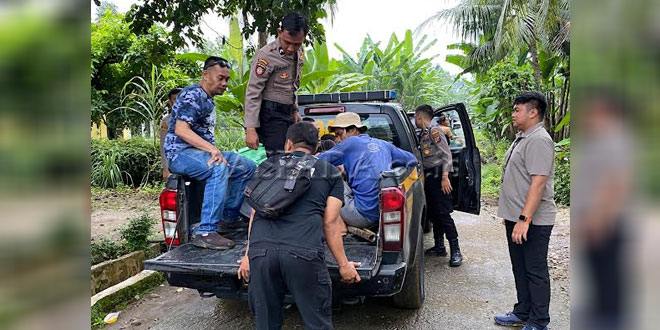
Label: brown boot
xmin=192 ymin=232 xmax=235 ymax=250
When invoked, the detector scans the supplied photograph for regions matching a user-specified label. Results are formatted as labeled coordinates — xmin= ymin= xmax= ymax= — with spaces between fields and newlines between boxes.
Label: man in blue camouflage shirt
xmin=165 ymin=56 xmax=256 ymax=250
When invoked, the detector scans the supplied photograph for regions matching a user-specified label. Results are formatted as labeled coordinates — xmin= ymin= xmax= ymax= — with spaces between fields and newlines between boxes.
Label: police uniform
xmin=247 ymin=151 xmax=344 ymax=330
xmin=245 ymin=39 xmax=304 ymax=157
xmin=420 ymin=126 xmax=462 ymax=265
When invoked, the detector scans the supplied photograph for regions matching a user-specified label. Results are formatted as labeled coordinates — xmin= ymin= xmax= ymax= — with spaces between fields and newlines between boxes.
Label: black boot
xmin=425 ymin=237 xmax=447 ymax=256
xmin=449 ymin=239 xmax=463 ymax=267
xmin=425 ymin=230 xmax=447 ymax=256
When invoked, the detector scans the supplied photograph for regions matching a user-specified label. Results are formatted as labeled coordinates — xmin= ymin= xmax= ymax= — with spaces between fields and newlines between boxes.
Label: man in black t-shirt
xmin=238 ymin=121 xmax=361 ymax=330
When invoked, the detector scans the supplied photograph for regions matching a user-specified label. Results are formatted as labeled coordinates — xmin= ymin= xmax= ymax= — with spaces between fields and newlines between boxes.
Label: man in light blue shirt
xmin=318 ymin=112 xmax=417 ymax=231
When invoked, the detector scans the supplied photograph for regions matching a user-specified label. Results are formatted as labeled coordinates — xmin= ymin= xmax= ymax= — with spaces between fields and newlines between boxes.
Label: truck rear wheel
xmin=392 ymin=226 xmax=425 ymax=309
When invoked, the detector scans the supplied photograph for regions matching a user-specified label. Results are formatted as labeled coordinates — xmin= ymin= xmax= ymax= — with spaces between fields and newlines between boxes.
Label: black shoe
xmin=449 ymin=239 xmax=462 ymax=267
xmin=217 ymin=219 xmax=249 ymax=233
xmin=435 ymin=238 xmax=448 ymax=256
xmin=192 ymin=232 xmax=235 ymax=250
xmin=424 ymin=244 xmax=447 ymax=256
xmin=425 ymin=246 xmax=442 ymax=256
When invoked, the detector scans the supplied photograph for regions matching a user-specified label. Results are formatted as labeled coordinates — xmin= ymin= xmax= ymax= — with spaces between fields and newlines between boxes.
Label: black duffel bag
xmin=244 ymin=153 xmax=318 ymax=218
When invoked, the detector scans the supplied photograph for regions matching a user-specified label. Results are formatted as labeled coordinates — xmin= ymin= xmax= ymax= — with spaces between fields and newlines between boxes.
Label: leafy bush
xmin=215 ymin=128 xmax=246 ymax=151
xmin=120 ymin=214 xmax=157 ymax=252
xmin=554 ymin=139 xmax=570 ymax=206
xmin=482 ymin=163 xmax=502 ymax=198
xmin=474 ymin=131 xmax=509 ymax=165
xmin=91 ymin=138 xmax=160 ymax=187
xmin=91 ymin=239 xmax=127 ymax=265
xmin=91 ymin=214 xmax=158 ymax=265
xmin=91 ymin=148 xmax=123 ymax=188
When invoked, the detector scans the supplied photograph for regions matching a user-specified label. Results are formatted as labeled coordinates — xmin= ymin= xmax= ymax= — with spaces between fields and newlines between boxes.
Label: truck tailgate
xmin=145 ymin=240 xmax=380 ymax=280
xmin=144 ymin=243 xmax=247 ymax=275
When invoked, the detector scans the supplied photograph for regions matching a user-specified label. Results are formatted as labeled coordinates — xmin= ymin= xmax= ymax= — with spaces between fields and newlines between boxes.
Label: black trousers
xmin=424 ymin=169 xmax=457 ymax=240
xmin=505 ymin=221 xmax=553 ymax=328
xmin=256 ymin=100 xmax=294 ymax=158
xmin=248 ymin=246 xmax=333 ymax=330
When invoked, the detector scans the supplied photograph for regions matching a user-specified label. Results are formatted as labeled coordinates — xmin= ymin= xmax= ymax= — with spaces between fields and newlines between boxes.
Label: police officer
xmin=414 ymin=104 xmax=463 ymax=267
xmin=237 ymin=122 xmax=360 ymax=330
xmin=494 ymin=92 xmax=556 ymax=330
xmin=244 ymin=12 xmax=307 ymax=157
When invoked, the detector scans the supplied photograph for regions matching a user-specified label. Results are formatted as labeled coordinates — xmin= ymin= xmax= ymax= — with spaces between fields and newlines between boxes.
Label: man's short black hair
xmin=320 ymin=133 xmax=336 ymax=141
xmin=203 ymin=56 xmax=231 ymax=70
xmin=168 ymin=88 xmax=182 ymax=98
xmin=281 ymin=12 xmax=309 ymax=36
xmin=514 ymin=91 xmax=547 ymax=119
xmin=415 ymin=104 xmax=434 ymax=119
xmin=286 ymin=121 xmax=318 ymax=152
xmin=317 ymin=139 xmax=336 ymax=154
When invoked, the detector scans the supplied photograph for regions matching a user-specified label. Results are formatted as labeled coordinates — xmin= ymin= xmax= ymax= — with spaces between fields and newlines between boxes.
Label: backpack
xmin=244 ymin=153 xmax=318 ymax=218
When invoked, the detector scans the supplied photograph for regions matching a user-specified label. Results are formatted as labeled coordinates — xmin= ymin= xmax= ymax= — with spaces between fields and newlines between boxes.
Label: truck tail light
xmin=159 ymin=188 xmax=180 ymax=247
xmin=381 ymin=187 xmax=405 ymax=251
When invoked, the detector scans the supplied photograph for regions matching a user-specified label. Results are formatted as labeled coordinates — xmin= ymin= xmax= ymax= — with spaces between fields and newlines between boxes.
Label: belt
xmin=262 ymin=100 xmax=293 ymax=111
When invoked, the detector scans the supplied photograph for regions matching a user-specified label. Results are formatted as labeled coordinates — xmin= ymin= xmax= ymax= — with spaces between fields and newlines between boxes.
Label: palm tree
xmin=418 ymin=0 xmax=569 ymax=87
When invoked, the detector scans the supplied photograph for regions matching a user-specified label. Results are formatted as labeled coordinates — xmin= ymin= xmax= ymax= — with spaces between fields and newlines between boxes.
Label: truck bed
xmin=145 ymin=233 xmax=380 ymax=280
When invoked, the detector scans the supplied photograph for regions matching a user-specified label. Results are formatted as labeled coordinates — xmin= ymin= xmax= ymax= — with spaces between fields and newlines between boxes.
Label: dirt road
xmin=105 ymin=204 xmax=569 ymax=330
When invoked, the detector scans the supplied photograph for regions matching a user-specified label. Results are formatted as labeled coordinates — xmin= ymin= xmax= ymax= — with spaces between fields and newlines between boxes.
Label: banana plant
xmin=299 ymin=40 xmax=371 ymax=94
xmin=175 ymin=17 xmax=250 ymax=117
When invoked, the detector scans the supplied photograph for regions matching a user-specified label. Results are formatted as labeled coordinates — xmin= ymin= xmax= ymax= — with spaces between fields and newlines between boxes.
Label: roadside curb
xmin=91 ymin=270 xmax=164 ymax=316
xmin=91 ymin=243 xmax=161 ymax=295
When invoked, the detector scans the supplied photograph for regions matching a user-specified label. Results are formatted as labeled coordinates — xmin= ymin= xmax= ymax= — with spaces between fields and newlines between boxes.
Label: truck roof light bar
xmin=298 ymin=90 xmax=397 ymax=105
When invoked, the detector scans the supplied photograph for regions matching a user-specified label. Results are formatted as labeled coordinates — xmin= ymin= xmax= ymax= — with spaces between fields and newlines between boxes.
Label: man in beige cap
xmin=318 ymin=112 xmax=418 ymax=230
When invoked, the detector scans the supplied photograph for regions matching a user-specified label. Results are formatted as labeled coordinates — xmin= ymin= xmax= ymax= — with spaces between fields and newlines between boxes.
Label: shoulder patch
xmin=255 ymin=62 xmax=267 ymax=77
xmin=431 ymin=128 xmax=442 ymax=143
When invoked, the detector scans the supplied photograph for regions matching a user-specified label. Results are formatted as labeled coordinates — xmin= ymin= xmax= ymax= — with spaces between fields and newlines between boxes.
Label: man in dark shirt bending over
xmin=238 ymin=121 xmax=360 ymax=330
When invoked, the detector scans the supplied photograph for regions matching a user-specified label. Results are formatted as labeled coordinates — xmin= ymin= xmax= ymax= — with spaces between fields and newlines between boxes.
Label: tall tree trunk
xmin=528 ymin=40 xmax=543 ymax=89
xmin=258 ymin=31 xmax=268 ymax=49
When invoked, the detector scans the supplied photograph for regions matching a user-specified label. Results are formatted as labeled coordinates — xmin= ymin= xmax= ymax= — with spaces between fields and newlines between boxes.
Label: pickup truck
xmin=145 ymin=90 xmax=481 ymax=309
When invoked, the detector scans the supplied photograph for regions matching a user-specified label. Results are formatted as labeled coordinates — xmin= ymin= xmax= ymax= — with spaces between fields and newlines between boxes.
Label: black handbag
xmin=244 ymin=153 xmax=318 ymax=218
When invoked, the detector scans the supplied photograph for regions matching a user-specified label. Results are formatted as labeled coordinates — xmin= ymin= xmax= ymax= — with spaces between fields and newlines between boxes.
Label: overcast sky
xmin=92 ymin=0 xmax=464 ymax=74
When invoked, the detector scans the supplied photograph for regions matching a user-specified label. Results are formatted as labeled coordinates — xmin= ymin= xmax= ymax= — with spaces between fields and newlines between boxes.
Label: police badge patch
xmin=255 ymin=65 xmax=265 ymax=76
xmin=431 ymin=129 xmax=441 ymax=143
xmin=255 ymin=58 xmax=268 ymax=76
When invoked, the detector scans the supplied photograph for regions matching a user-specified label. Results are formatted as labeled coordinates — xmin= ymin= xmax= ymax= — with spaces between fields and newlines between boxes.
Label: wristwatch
xmin=518 ymin=214 xmax=531 ymax=224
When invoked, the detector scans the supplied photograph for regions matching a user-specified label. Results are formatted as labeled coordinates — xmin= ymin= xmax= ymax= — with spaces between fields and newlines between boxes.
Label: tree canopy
xmin=119 ymin=0 xmax=337 ymax=48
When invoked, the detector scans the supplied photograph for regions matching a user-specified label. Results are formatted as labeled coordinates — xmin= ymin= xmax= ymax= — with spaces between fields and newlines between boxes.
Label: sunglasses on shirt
xmin=203 ymin=59 xmax=232 ymax=70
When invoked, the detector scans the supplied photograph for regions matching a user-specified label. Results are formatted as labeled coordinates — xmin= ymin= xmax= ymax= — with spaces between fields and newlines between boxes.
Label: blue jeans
xmin=169 ymin=149 xmax=256 ymax=234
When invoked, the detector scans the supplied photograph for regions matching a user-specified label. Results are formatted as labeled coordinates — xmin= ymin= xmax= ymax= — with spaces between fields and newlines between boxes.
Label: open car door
xmin=434 ymin=103 xmax=481 ymax=215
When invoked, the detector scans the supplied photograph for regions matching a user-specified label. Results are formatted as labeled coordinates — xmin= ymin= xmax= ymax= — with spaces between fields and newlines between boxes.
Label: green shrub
xmin=215 ymin=127 xmax=246 ymax=151
xmin=91 ymin=149 xmax=122 ymax=188
xmin=91 ymin=239 xmax=127 ymax=265
xmin=474 ymin=131 xmax=509 ymax=165
xmin=554 ymin=157 xmax=570 ymax=206
xmin=481 ymin=163 xmax=502 ymax=198
xmin=91 ymin=138 xmax=160 ymax=188
xmin=120 ymin=214 xmax=157 ymax=252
